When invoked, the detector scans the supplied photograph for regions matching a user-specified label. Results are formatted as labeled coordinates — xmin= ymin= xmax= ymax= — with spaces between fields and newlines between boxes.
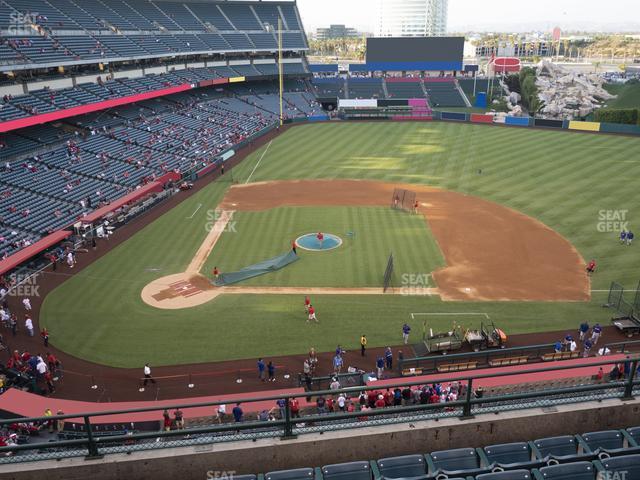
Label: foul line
xmin=411 ymin=312 xmax=490 ymax=320
xmin=245 ymin=140 xmax=272 ymax=184
xmin=186 ymin=203 xmax=202 ymax=219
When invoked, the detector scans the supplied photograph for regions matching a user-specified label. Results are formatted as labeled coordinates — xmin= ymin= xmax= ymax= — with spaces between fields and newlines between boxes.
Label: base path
xmin=141 ymin=179 xmax=589 ymax=308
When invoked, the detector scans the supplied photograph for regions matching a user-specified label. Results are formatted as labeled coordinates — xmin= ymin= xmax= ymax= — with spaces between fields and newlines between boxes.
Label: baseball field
xmin=40 ymin=121 xmax=640 ymax=368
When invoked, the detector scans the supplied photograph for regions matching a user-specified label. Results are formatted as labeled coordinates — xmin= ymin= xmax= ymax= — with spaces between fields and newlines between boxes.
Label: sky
xmin=296 ymin=0 xmax=640 ymax=33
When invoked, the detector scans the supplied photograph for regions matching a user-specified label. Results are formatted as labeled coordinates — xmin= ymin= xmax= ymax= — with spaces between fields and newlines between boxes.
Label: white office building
xmin=376 ymin=0 xmax=448 ymax=37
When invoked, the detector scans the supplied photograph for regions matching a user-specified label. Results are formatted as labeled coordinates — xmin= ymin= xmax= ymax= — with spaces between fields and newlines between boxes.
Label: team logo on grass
xmin=400 ymin=273 xmax=434 ymax=296
xmin=597 ymin=209 xmax=629 ymax=233
xmin=205 ymin=210 xmax=237 ymax=233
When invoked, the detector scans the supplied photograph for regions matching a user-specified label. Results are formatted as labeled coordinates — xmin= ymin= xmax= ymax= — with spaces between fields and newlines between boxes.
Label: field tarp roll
xmin=213 ymin=251 xmax=299 ymax=286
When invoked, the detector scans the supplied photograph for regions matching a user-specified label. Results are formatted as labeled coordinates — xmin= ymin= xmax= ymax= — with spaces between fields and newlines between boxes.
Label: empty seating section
xmin=385 ymin=79 xmax=425 ymax=99
xmin=348 ymin=78 xmax=384 ymax=99
xmin=0 ymin=81 xmax=316 ymax=257
xmin=313 ymin=78 xmax=345 ymax=97
xmin=221 ymin=426 xmax=640 ymax=479
xmin=0 ymin=1 xmax=307 ymax=66
xmin=424 ymin=80 xmax=467 ymax=107
xmin=459 ymin=78 xmax=490 ymax=97
xmin=220 ymin=4 xmax=262 ymax=31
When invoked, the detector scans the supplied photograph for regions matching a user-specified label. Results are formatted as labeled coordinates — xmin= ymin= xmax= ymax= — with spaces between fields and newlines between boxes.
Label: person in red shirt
xmin=213 ymin=266 xmax=220 ymax=280
xmin=316 ymin=232 xmax=324 ymax=248
xmin=289 ymin=398 xmax=300 ymax=418
xmin=304 ymin=295 xmax=310 ymax=313
xmin=374 ymin=394 xmax=386 ymax=409
xmin=307 ymin=305 xmax=318 ymax=323
xmin=586 ymin=259 xmax=596 ymax=276
xmin=291 ymin=239 xmax=297 ymax=255
xmin=413 ymin=199 xmax=419 ymax=214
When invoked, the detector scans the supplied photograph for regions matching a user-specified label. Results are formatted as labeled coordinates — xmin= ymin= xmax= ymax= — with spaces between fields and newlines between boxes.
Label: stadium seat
xmin=530 ymin=436 xmax=592 ymax=462
xmin=321 ymin=461 xmax=372 ymax=480
xmin=483 ymin=443 xmax=545 ymax=469
xmin=264 ymin=468 xmax=314 ymax=479
xmin=476 ymin=470 xmax=533 ymax=480
xmin=231 ymin=476 xmax=258 ymax=480
xmin=597 ymin=453 xmax=640 ymax=477
xmin=625 ymin=426 xmax=640 ymax=446
xmin=578 ymin=430 xmax=631 ymax=456
xmin=533 ymin=461 xmax=596 ymax=480
xmin=426 ymin=448 xmax=492 ymax=477
xmin=376 ymin=454 xmax=427 ymax=478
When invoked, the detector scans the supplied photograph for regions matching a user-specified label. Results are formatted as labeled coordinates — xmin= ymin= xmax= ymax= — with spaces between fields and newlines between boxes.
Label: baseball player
xmin=213 ymin=266 xmax=220 ymax=280
xmin=627 ymin=230 xmax=634 ymax=246
xmin=620 ymin=230 xmax=627 ymax=245
xmin=307 ymin=304 xmax=318 ymax=323
xmin=586 ymin=259 xmax=596 ymax=276
xmin=304 ymin=295 xmax=310 ymax=313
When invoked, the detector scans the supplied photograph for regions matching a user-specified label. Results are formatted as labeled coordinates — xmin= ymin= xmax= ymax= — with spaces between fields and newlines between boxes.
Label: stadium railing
xmin=0 ymin=356 xmax=637 ymax=464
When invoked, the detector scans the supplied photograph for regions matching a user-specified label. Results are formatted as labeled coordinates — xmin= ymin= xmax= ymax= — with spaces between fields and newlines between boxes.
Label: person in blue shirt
xmin=232 ymin=403 xmax=243 ymax=422
xmin=385 ymin=346 xmax=393 ymax=370
xmin=578 ymin=321 xmax=589 ymax=341
xmin=554 ymin=341 xmax=563 ymax=353
xmin=257 ymin=358 xmax=266 ymax=381
xmin=620 ymin=230 xmax=627 ymax=244
xmin=402 ymin=323 xmax=411 ymax=345
xmin=376 ymin=356 xmax=385 ymax=379
xmin=591 ymin=324 xmax=603 ymax=345
xmin=333 ymin=354 xmax=343 ymax=374
xmin=627 ymin=231 xmax=634 ymax=246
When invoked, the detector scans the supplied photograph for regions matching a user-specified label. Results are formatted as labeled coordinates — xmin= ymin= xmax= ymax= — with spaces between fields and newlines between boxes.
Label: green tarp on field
xmin=212 ymin=250 xmax=299 ymax=286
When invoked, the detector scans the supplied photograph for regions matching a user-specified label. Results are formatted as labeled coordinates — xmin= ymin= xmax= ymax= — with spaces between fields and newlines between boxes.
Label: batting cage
xmin=606 ymin=280 xmax=640 ymax=320
xmin=391 ymin=188 xmax=417 ymax=212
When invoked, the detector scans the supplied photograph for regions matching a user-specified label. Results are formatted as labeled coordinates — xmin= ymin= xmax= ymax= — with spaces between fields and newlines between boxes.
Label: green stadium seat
xmin=264 ymin=468 xmax=314 ymax=479
xmin=483 ymin=443 xmax=546 ymax=470
xmin=476 ymin=470 xmax=532 ymax=480
xmin=426 ymin=448 xmax=492 ymax=477
xmin=321 ymin=461 xmax=373 ymax=480
xmin=625 ymin=426 xmax=640 ymax=446
xmin=530 ymin=436 xmax=593 ymax=462
xmin=376 ymin=454 xmax=427 ymax=478
xmin=598 ymin=454 xmax=640 ymax=478
xmin=578 ymin=430 xmax=627 ymax=455
xmin=534 ymin=461 xmax=596 ymax=480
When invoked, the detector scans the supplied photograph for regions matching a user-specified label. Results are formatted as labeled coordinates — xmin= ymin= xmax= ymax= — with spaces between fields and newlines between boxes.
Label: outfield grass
xmin=202 ymin=207 xmax=444 ymax=287
xmin=41 ymin=122 xmax=640 ymax=367
xmin=603 ymin=83 xmax=640 ymax=109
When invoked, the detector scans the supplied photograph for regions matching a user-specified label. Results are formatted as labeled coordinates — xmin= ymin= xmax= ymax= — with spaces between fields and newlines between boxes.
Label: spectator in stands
xmin=289 ymin=398 xmax=300 ymax=418
xmin=56 ymin=411 xmax=64 ymax=434
xmin=316 ymin=395 xmax=326 ymax=415
xmin=162 ymin=410 xmax=172 ymax=431
xmin=173 ymin=409 xmax=184 ymax=430
xmin=214 ymin=404 xmax=226 ymax=424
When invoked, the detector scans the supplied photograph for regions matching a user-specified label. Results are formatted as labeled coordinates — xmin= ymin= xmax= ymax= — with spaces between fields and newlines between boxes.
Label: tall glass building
xmin=376 ymin=0 xmax=448 ymax=37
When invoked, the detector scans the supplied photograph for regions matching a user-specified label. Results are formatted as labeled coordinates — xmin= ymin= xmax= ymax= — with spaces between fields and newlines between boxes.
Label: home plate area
xmin=169 ymin=279 xmax=203 ymax=298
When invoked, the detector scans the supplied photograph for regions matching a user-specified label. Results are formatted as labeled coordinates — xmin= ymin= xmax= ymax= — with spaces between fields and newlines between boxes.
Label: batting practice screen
xmin=366 ymin=37 xmax=464 ymax=64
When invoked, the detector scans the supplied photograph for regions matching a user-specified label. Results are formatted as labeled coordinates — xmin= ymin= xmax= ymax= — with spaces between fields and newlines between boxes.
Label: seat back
xmin=533 ymin=436 xmax=578 ymax=458
xmin=580 ymin=430 xmax=624 ymax=451
xmin=484 ymin=443 xmax=531 ymax=465
xmin=429 ymin=448 xmax=480 ymax=471
xmin=476 ymin=470 xmax=532 ymax=480
xmin=537 ymin=461 xmax=595 ymax=480
xmin=321 ymin=460 xmax=372 ymax=480
xmin=600 ymin=454 xmax=640 ymax=477
xmin=232 ymin=476 xmax=258 ymax=480
xmin=627 ymin=426 xmax=640 ymax=445
xmin=264 ymin=468 xmax=315 ymax=480
xmin=377 ymin=454 xmax=427 ymax=478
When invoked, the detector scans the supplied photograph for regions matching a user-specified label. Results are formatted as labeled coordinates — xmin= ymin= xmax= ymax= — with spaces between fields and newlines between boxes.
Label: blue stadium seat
xmin=534 ymin=461 xmax=596 ymax=480
xmin=476 ymin=470 xmax=533 ymax=480
xmin=530 ymin=436 xmax=592 ymax=462
xmin=483 ymin=443 xmax=546 ymax=470
xmin=264 ymin=468 xmax=314 ymax=479
xmin=376 ymin=454 xmax=427 ymax=478
xmin=426 ymin=448 xmax=492 ymax=477
xmin=598 ymin=454 xmax=640 ymax=478
xmin=321 ymin=461 xmax=372 ymax=480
